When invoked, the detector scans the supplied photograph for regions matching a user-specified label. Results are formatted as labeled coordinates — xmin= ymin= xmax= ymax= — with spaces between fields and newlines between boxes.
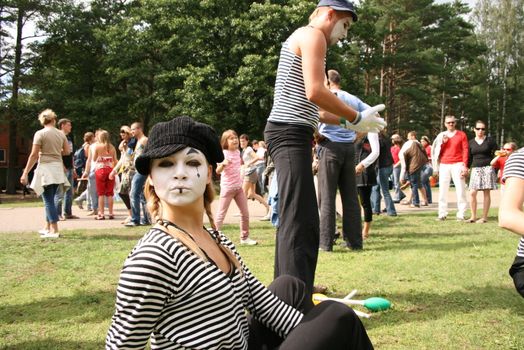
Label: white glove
xmin=341 ymin=104 xmax=387 ymax=133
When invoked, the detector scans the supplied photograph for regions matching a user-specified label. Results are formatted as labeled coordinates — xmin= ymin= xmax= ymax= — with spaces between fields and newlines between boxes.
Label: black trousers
xmin=119 ymin=193 xmax=131 ymax=210
xmin=265 ymin=122 xmax=319 ymax=297
xmin=509 ymin=255 xmax=524 ymax=298
xmin=249 ymin=275 xmax=374 ymax=350
xmin=357 ymin=186 xmax=373 ymax=223
xmin=317 ymin=140 xmax=362 ymax=251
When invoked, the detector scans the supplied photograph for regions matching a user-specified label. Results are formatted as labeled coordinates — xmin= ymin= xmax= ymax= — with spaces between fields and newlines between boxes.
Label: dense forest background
xmin=1 ymin=0 xmax=523 ymax=192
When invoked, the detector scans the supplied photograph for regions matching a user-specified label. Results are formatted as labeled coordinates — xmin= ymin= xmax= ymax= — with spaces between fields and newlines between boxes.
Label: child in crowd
xmin=215 ymin=130 xmax=257 ymax=245
xmin=240 ymin=134 xmax=270 ymax=218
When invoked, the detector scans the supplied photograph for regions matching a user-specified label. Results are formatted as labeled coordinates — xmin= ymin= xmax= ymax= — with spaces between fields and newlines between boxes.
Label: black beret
xmin=135 ymin=116 xmax=224 ymax=176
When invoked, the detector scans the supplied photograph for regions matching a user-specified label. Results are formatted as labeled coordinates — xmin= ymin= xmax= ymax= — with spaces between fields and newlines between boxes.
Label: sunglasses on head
xmin=475 ymin=127 xmax=485 ymax=131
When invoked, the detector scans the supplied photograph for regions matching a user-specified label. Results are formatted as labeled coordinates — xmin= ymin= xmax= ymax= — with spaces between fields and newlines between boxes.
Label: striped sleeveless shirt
xmin=267 ymin=34 xmax=320 ymax=129
xmin=502 ymin=149 xmax=524 ymax=257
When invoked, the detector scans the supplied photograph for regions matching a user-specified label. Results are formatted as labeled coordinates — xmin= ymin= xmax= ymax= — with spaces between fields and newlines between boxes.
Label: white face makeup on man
xmin=150 ymin=147 xmax=211 ymax=207
xmin=329 ymin=16 xmax=352 ymax=45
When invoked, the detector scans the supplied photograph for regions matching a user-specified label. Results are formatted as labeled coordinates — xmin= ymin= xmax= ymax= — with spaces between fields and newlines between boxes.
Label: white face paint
xmin=150 ymin=147 xmax=210 ymax=207
xmin=329 ymin=17 xmax=352 ymax=45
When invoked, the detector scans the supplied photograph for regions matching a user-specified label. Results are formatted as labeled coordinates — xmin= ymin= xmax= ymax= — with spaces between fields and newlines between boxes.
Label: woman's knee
xmin=269 ymin=275 xmax=311 ymax=311
xmin=320 ymin=300 xmax=360 ymax=326
xmin=269 ymin=275 xmax=305 ymax=294
xmin=510 ymin=265 xmax=524 ymax=298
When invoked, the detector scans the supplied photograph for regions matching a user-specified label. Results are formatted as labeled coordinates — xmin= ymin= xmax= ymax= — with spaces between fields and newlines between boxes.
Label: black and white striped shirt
xmin=106 ymin=228 xmax=303 ymax=349
xmin=267 ymin=34 xmax=320 ymax=129
xmin=502 ymin=149 xmax=524 ymax=257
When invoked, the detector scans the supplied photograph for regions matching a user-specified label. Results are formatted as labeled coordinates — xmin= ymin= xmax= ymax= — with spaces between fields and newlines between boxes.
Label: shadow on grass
xmin=365 ymin=285 xmax=524 ymax=330
xmin=367 ymin=229 xmax=505 ymax=252
xmin=368 ymin=239 xmax=496 ymax=252
xmin=0 ymin=290 xmax=115 ymax=324
xmin=2 ymin=339 xmax=103 ymax=350
xmin=66 ymin=234 xmax=143 ymax=241
xmin=374 ymin=229 xmax=482 ymax=239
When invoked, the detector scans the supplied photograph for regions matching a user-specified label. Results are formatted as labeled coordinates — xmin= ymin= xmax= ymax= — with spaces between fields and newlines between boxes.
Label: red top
xmin=492 ymin=156 xmax=508 ymax=182
xmin=391 ymin=145 xmax=401 ymax=164
xmin=439 ymin=131 xmax=469 ymax=165
xmin=425 ymin=145 xmax=432 ymax=161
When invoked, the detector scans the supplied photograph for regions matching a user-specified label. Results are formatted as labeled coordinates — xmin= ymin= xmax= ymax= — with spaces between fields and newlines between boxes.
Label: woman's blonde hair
xmin=38 ymin=109 xmax=57 ymax=126
xmin=144 ymin=174 xmax=243 ymax=273
xmin=97 ymin=130 xmax=115 ymax=155
xmin=120 ymin=125 xmax=131 ymax=135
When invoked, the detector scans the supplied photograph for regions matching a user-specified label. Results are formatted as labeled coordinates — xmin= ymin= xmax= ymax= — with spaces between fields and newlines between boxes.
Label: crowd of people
xmin=19 ymin=1 xmax=522 ymax=349
xmin=21 ymin=116 xmax=274 ymax=241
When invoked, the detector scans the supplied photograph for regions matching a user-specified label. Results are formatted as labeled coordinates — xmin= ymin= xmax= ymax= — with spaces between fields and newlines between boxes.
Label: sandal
xmin=95 ymin=214 xmax=105 ymax=220
xmin=466 ymin=218 xmax=476 ymax=223
xmin=108 ymin=215 xmax=114 ymax=220
xmin=476 ymin=218 xmax=487 ymax=224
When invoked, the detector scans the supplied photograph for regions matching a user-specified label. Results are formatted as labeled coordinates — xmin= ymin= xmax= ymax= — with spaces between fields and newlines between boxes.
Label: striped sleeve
xmin=218 ymin=236 xmax=303 ymax=338
xmin=106 ymin=241 xmax=178 ymax=349
xmin=502 ymin=151 xmax=524 ymax=257
xmin=244 ymin=267 xmax=303 ymax=338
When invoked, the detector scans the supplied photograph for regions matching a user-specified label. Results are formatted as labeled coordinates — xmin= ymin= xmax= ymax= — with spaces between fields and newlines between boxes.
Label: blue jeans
xmin=42 ymin=184 xmax=60 ymax=223
xmin=130 ymin=173 xmax=149 ymax=225
xmin=55 ymin=168 xmax=74 ymax=217
xmin=87 ymin=169 xmax=98 ymax=211
xmin=255 ymin=163 xmax=266 ymax=195
xmin=371 ymin=165 xmax=397 ymax=215
xmin=392 ymin=165 xmax=405 ymax=202
xmin=408 ymin=169 xmax=422 ymax=206
xmin=420 ymin=163 xmax=433 ymax=204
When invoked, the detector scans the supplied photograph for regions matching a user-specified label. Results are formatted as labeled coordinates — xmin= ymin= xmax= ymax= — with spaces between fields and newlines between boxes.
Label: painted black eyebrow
xmin=186 ymin=148 xmax=200 ymax=155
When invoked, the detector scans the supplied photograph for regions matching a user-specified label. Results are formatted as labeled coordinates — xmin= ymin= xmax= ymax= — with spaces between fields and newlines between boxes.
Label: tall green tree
xmin=343 ymin=0 xmax=481 ymax=139
xmin=28 ymin=0 xmax=129 ymax=143
xmin=100 ymin=0 xmax=313 ymax=136
xmin=1 ymin=0 xmax=63 ymax=194
xmin=472 ymin=0 xmax=524 ymax=145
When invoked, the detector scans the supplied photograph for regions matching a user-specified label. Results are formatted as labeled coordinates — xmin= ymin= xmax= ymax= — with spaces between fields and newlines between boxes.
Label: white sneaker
xmin=260 ymin=213 xmax=271 ymax=221
xmin=240 ymin=238 xmax=258 ymax=245
xmin=42 ymin=232 xmax=60 ymax=238
xmin=38 ymin=229 xmax=49 ymax=235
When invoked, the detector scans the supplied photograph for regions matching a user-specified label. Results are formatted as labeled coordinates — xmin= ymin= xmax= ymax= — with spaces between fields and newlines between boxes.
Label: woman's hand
xmin=460 ymin=166 xmax=469 ymax=179
xmin=20 ymin=173 xmax=28 ymax=186
xmin=109 ymin=171 xmax=115 ymax=181
xmin=355 ymin=163 xmax=365 ymax=174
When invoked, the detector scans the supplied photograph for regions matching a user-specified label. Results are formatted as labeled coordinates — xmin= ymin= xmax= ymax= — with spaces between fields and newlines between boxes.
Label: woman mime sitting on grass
xmin=105 ymin=116 xmax=373 ymax=349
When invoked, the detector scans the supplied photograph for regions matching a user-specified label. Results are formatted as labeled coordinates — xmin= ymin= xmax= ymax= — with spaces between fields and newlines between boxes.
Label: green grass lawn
xmin=1 ymin=210 xmax=523 ymax=349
